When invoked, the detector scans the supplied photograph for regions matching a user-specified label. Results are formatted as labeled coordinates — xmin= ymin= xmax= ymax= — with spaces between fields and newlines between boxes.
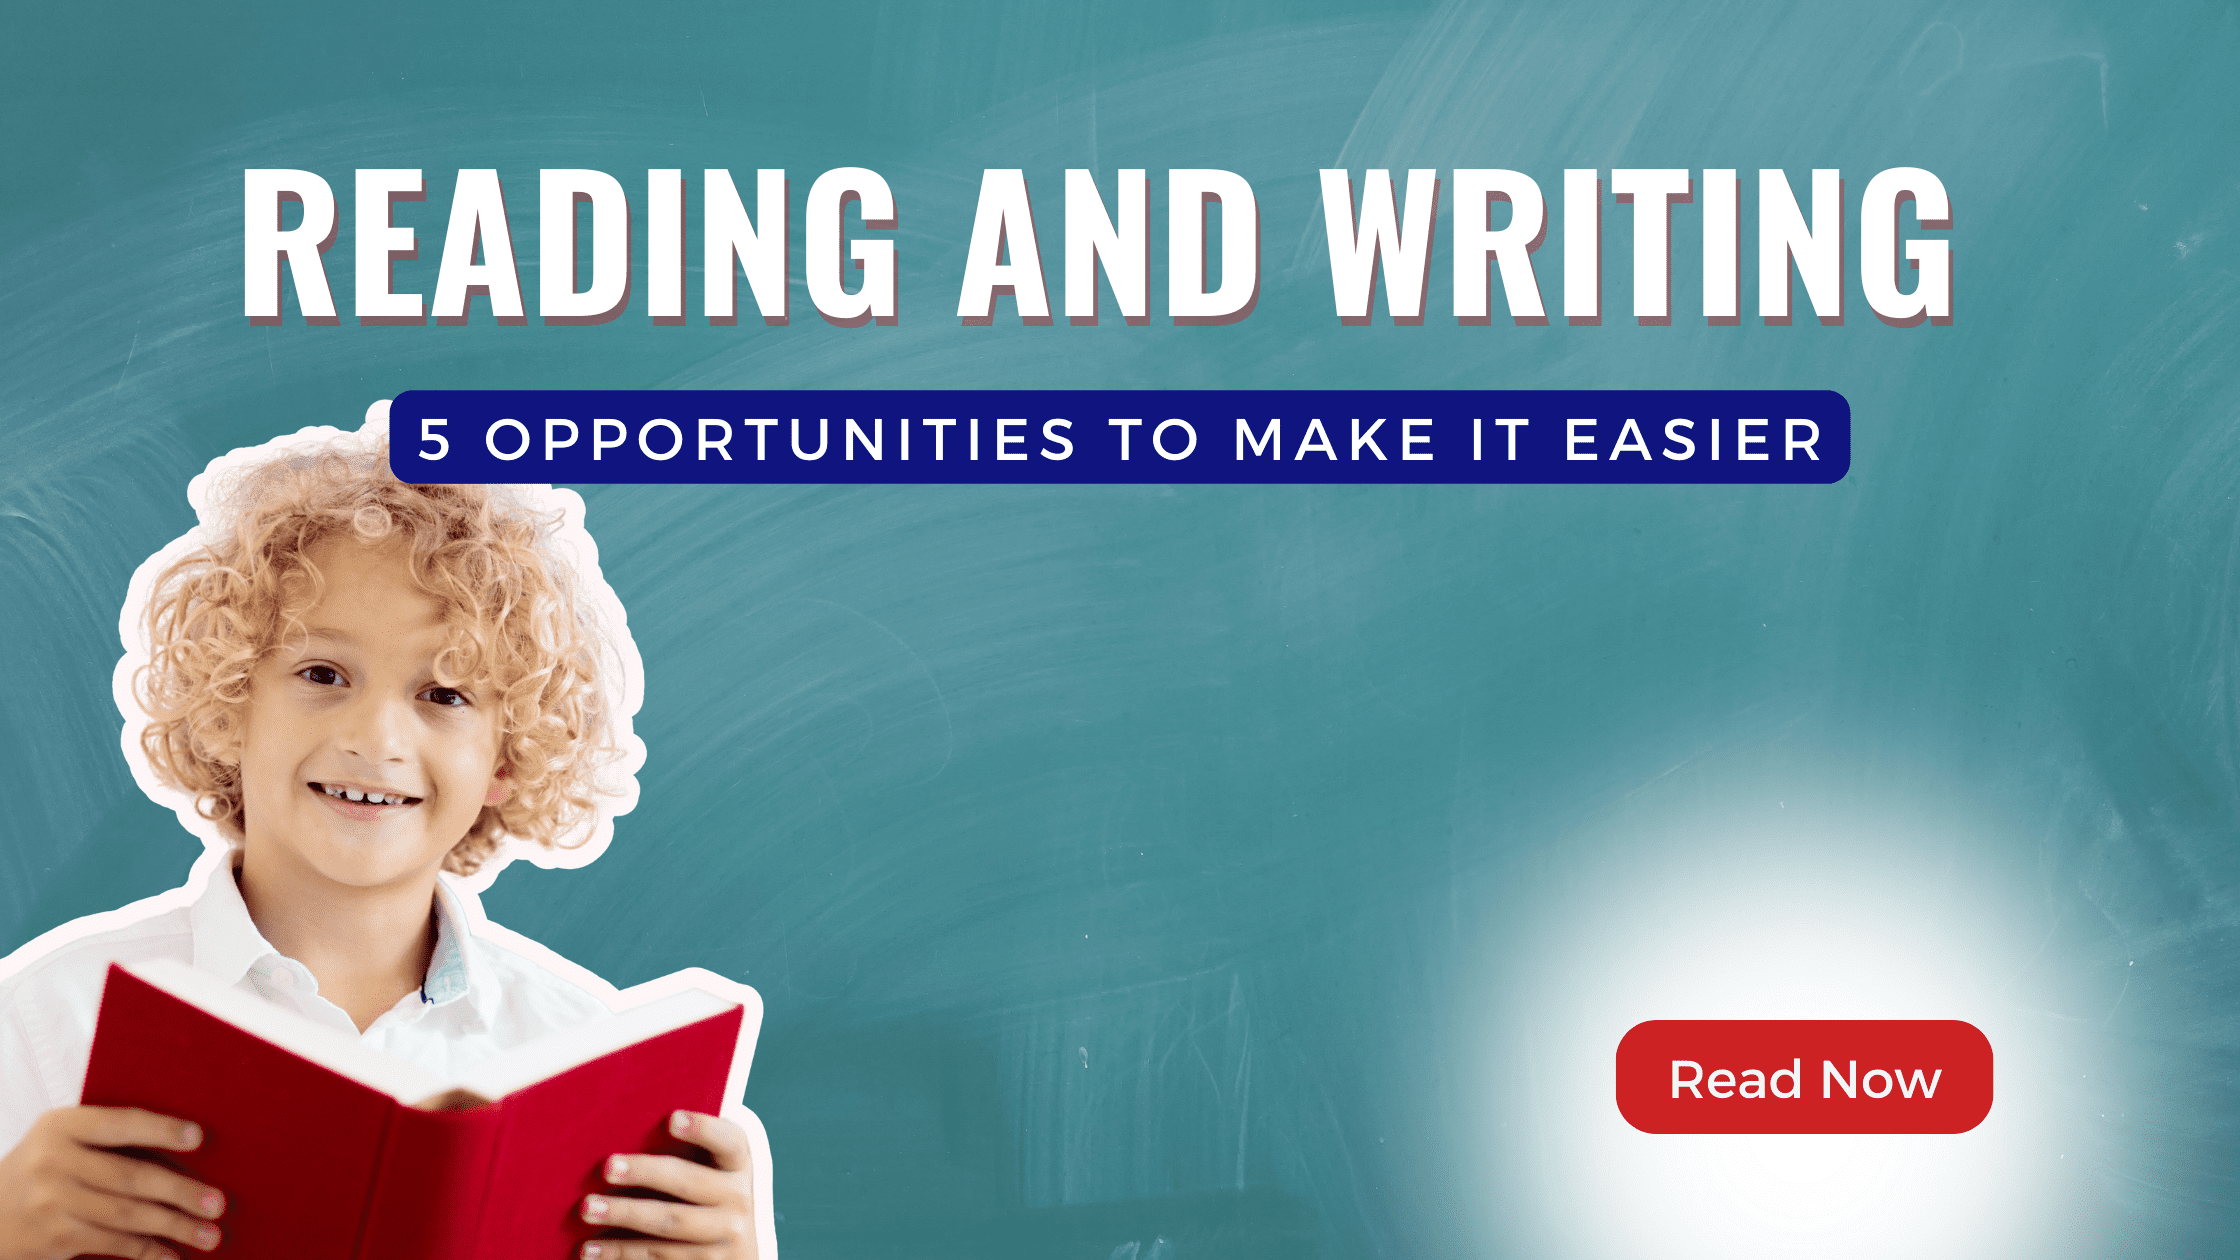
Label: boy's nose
xmin=336 ymin=691 xmax=413 ymax=762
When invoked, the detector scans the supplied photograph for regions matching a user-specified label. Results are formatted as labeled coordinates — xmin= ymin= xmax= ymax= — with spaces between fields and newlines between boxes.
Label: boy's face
xmin=233 ymin=538 xmax=513 ymax=892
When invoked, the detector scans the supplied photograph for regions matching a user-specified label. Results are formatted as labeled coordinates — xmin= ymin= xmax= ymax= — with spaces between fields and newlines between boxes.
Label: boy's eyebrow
xmin=302 ymin=626 xmax=359 ymax=645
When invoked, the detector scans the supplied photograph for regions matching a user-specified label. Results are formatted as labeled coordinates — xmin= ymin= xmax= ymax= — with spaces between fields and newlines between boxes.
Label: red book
xmin=79 ymin=958 xmax=760 ymax=1260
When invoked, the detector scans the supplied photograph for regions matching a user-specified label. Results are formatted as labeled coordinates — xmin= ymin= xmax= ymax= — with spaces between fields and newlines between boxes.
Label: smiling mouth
xmin=308 ymin=781 xmax=423 ymax=807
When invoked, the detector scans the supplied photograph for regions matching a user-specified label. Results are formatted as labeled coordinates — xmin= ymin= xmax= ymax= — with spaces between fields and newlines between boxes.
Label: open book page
xmin=122 ymin=958 xmax=750 ymax=1109
xmin=454 ymin=987 xmax=736 ymax=1102
xmin=122 ymin=958 xmax=448 ymax=1104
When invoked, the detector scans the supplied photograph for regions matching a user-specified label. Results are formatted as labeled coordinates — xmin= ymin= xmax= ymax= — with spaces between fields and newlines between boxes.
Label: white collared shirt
xmin=0 ymin=851 xmax=617 ymax=1156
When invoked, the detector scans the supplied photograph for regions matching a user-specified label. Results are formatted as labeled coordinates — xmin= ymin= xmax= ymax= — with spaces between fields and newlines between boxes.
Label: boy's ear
xmin=484 ymin=762 xmax=515 ymax=808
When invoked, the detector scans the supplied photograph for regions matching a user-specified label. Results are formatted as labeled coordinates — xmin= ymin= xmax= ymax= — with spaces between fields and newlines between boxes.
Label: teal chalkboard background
xmin=4 ymin=2 xmax=2236 ymax=1256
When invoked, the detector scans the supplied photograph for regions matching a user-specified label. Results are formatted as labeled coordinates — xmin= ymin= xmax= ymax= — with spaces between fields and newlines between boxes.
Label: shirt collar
xmin=187 ymin=852 xmax=284 ymax=987
xmin=424 ymin=878 xmax=484 ymax=1016
xmin=188 ymin=853 xmax=497 ymax=1026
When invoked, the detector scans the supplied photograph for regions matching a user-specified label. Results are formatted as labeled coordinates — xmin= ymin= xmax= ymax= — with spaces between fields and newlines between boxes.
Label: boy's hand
xmin=579 ymin=1109 xmax=758 ymax=1260
xmin=0 ymin=1106 xmax=225 ymax=1260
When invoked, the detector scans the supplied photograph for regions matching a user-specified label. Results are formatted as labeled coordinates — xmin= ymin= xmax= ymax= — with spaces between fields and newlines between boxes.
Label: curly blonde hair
xmin=133 ymin=438 xmax=620 ymax=874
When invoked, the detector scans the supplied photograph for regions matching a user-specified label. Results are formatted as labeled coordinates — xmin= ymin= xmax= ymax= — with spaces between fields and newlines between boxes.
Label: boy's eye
xmin=420 ymin=686 xmax=470 ymax=707
xmin=298 ymin=665 xmax=343 ymax=686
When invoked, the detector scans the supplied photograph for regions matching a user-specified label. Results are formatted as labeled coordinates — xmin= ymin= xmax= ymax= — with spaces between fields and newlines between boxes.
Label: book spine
xmin=353 ymin=1103 xmax=505 ymax=1260
xmin=347 ymin=1105 xmax=398 ymax=1258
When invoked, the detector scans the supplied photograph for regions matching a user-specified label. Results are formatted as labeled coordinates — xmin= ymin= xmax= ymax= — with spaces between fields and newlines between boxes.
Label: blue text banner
xmin=389 ymin=390 xmax=1851 ymax=485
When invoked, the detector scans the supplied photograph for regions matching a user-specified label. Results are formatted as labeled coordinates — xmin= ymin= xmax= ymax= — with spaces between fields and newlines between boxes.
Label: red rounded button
xmin=1616 ymin=1020 xmax=1993 ymax=1134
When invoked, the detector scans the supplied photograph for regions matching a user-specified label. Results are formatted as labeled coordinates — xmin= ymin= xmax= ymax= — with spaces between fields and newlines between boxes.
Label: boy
xmin=0 ymin=411 xmax=770 ymax=1260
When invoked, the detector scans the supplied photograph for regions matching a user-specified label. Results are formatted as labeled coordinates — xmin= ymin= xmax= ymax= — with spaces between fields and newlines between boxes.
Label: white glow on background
xmin=1481 ymin=812 xmax=2076 ymax=1260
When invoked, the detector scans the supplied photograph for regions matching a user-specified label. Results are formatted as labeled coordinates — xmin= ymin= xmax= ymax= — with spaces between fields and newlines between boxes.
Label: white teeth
xmin=319 ymin=783 xmax=410 ymax=805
